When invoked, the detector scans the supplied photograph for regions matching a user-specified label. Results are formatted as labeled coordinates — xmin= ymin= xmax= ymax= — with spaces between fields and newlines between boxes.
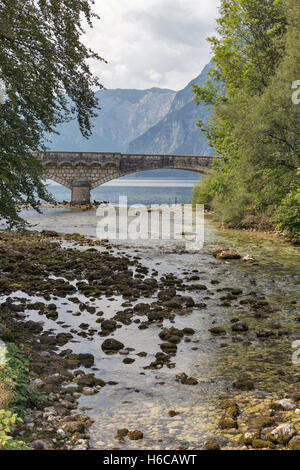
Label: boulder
xmin=269 ymin=423 xmax=296 ymax=445
xmin=209 ymin=327 xmax=226 ymax=335
xmin=101 ymin=338 xmax=124 ymax=352
xmin=278 ymin=399 xmax=297 ymax=410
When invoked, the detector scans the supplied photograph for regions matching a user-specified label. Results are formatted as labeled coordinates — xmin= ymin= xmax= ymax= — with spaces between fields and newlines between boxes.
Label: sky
xmin=85 ymin=0 xmax=220 ymax=91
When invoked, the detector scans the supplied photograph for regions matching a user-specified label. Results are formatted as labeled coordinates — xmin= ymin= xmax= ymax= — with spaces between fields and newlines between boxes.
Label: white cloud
xmin=84 ymin=0 xmax=219 ymax=91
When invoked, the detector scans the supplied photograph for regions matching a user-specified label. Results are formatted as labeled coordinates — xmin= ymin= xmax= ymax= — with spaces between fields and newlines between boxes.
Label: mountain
xmin=48 ymin=63 xmax=213 ymax=156
xmin=127 ymin=62 xmax=213 ymax=155
xmin=48 ymin=88 xmax=176 ymax=152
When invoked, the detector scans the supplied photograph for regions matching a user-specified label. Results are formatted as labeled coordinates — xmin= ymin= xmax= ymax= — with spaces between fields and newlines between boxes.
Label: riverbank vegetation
xmin=0 ymin=341 xmax=35 ymax=450
xmin=193 ymin=0 xmax=300 ymax=241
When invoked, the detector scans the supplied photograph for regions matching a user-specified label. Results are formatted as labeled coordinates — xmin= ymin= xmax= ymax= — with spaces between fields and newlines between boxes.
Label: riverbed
xmin=6 ymin=203 xmax=298 ymax=450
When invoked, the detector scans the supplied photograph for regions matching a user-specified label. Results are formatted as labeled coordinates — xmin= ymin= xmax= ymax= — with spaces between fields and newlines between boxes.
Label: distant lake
xmin=46 ymin=169 xmax=203 ymax=205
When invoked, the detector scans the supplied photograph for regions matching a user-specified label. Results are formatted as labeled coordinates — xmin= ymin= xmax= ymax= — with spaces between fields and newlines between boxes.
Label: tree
xmin=193 ymin=0 xmax=300 ymax=239
xmin=0 ymin=0 xmax=105 ymax=227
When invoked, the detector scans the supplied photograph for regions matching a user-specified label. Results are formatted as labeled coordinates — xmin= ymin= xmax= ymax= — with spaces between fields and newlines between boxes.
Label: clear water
xmin=3 ymin=172 xmax=300 ymax=450
xmin=45 ymin=172 xmax=201 ymax=206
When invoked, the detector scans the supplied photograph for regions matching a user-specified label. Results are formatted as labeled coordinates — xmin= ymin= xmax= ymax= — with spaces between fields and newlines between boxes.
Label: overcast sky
xmin=85 ymin=0 xmax=220 ymax=91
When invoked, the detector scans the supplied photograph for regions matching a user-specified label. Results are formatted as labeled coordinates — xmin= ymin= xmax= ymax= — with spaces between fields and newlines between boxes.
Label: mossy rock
xmin=240 ymin=429 xmax=260 ymax=446
xmin=133 ymin=303 xmax=150 ymax=314
xmin=117 ymin=428 xmax=129 ymax=437
xmin=269 ymin=424 xmax=297 ymax=445
xmin=182 ymin=327 xmax=195 ymax=336
xmin=155 ymin=352 xmax=170 ymax=363
xmin=249 ymin=416 xmax=276 ymax=429
xmin=181 ymin=376 xmax=198 ymax=385
xmin=160 ymin=343 xmax=177 ymax=354
xmin=209 ymin=327 xmax=226 ymax=335
xmin=289 ymin=436 xmax=300 ymax=450
xmin=128 ymin=430 xmax=143 ymax=441
xmin=218 ymin=417 xmax=238 ymax=430
xmin=0 ymin=328 xmax=14 ymax=342
xmin=219 ymin=399 xmax=238 ymax=410
xmin=225 ymin=405 xmax=240 ymax=419
xmin=269 ymin=401 xmax=284 ymax=411
xmin=187 ymin=284 xmax=207 ymax=291
xmin=123 ymin=358 xmax=135 ymax=365
xmin=233 ymin=377 xmax=255 ymax=391
xmin=252 ymin=438 xmax=273 ymax=449
xmin=231 ymin=289 xmax=243 ymax=295
xmin=204 ymin=438 xmax=221 ymax=450
xmin=101 ymin=338 xmax=124 ymax=352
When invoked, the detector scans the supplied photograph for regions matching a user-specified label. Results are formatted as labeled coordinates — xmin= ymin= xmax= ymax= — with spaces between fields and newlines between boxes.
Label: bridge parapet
xmin=40 ymin=151 xmax=215 ymax=204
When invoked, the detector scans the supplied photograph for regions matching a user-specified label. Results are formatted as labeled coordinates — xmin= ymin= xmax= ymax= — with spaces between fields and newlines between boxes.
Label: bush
xmin=0 ymin=409 xmax=28 ymax=450
xmin=272 ymin=183 xmax=300 ymax=237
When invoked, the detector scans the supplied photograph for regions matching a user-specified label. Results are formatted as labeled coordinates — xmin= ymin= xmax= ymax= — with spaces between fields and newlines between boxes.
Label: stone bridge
xmin=40 ymin=151 xmax=215 ymax=204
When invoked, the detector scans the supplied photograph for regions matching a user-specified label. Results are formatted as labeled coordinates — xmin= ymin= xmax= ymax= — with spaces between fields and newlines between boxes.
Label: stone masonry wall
xmin=41 ymin=152 xmax=214 ymax=190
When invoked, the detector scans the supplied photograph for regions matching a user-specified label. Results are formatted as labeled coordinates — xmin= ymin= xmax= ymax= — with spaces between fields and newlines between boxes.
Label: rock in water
xmin=231 ymin=322 xmax=249 ymax=332
xmin=213 ymin=249 xmax=241 ymax=260
xmin=204 ymin=438 xmax=221 ymax=450
xmin=128 ymin=430 xmax=143 ymax=440
xmin=278 ymin=399 xmax=297 ymax=410
xmin=101 ymin=338 xmax=124 ymax=352
xmin=233 ymin=377 xmax=255 ymax=391
xmin=243 ymin=255 xmax=256 ymax=263
xmin=269 ymin=423 xmax=296 ymax=445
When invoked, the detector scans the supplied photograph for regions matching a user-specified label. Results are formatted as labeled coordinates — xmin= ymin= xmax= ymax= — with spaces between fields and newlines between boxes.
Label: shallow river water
xmin=11 ymin=201 xmax=298 ymax=450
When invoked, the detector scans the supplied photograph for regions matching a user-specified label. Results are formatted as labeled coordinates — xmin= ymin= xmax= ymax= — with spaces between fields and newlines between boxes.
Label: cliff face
xmin=48 ymin=88 xmax=176 ymax=152
xmin=127 ymin=62 xmax=213 ymax=156
xmin=48 ymin=63 xmax=213 ymax=156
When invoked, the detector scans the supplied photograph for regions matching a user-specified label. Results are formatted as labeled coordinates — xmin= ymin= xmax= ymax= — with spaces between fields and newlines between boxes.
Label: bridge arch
xmin=40 ymin=152 xmax=215 ymax=204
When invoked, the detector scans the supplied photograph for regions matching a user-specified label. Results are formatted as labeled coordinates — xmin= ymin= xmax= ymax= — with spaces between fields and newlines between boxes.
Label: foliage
xmin=5 ymin=343 xmax=42 ymax=416
xmin=0 ymin=342 xmax=39 ymax=450
xmin=193 ymin=0 xmax=300 ymax=238
xmin=271 ymin=169 xmax=300 ymax=235
xmin=0 ymin=0 xmax=104 ymax=227
xmin=0 ymin=409 xmax=28 ymax=450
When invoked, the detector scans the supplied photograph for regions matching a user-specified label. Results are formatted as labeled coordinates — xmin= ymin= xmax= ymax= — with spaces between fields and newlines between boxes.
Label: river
xmin=9 ymin=175 xmax=300 ymax=449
